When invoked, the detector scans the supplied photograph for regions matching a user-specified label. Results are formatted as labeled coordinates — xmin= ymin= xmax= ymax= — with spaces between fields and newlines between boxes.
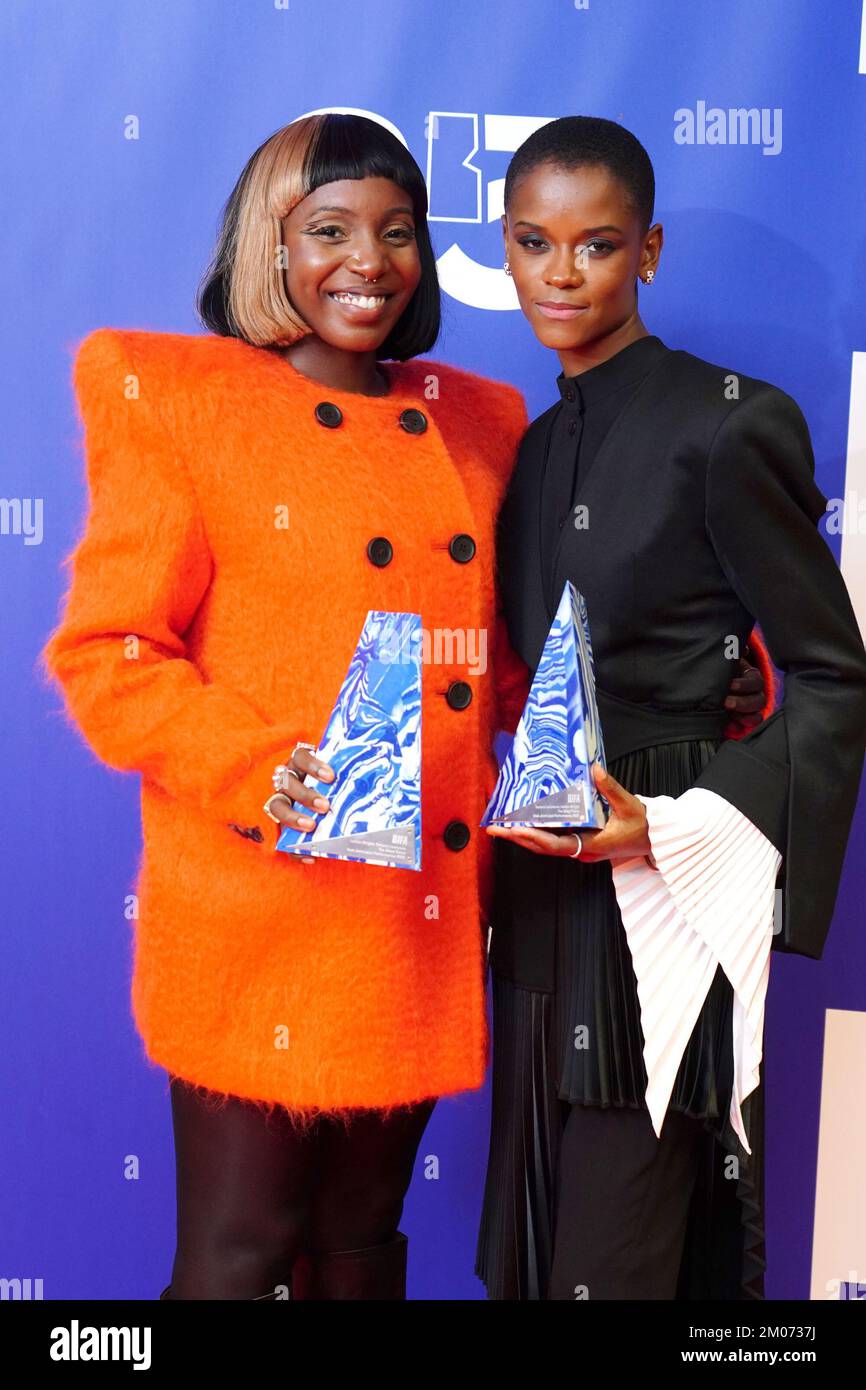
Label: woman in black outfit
xmin=476 ymin=117 xmax=866 ymax=1300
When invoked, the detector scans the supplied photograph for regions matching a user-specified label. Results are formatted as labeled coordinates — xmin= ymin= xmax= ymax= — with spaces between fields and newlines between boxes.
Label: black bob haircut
xmin=198 ymin=113 xmax=441 ymax=361
xmin=504 ymin=116 xmax=655 ymax=235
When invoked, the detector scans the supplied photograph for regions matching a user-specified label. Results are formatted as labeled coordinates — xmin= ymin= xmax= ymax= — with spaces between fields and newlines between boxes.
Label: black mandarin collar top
xmin=542 ymin=334 xmax=669 ymax=611
xmin=555 ymin=333 xmax=666 ymax=407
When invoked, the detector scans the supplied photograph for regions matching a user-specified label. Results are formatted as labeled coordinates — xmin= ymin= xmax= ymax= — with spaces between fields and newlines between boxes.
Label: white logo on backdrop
xmin=425 ymin=112 xmax=553 ymax=310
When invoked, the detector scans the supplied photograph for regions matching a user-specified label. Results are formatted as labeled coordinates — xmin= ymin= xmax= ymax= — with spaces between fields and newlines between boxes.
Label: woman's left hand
xmin=486 ymin=763 xmax=651 ymax=864
xmin=724 ymin=652 xmax=767 ymax=731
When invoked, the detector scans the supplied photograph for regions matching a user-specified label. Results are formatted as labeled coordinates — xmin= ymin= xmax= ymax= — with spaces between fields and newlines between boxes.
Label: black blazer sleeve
xmin=692 ymin=385 xmax=866 ymax=959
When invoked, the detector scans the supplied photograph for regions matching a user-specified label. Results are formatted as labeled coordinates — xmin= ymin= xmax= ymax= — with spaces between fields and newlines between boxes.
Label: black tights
xmin=168 ymin=1075 xmax=436 ymax=1299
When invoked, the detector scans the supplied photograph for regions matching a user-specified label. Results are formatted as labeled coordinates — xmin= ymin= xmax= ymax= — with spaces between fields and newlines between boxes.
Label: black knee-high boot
xmin=290 ymin=1232 xmax=408 ymax=1300
xmin=158 ymin=1284 xmax=280 ymax=1300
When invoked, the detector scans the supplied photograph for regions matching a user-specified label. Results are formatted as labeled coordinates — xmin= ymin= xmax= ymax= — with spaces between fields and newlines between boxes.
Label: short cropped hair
xmin=504 ymin=116 xmax=655 ymax=235
xmin=197 ymin=113 xmax=440 ymax=361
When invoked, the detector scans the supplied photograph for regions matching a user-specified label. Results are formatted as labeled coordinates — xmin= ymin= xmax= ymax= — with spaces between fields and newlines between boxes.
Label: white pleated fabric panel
xmin=610 ymin=788 xmax=782 ymax=1154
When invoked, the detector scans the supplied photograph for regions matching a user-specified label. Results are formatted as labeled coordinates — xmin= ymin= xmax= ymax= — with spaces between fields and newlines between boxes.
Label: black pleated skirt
xmin=475 ymin=737 xmax=766 ymax=1301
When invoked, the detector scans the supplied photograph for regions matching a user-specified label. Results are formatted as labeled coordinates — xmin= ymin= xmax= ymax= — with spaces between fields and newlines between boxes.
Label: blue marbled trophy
xmin=481 ymin=581 xmax=608 ymax=829
xmin=276 ymin=611 xmax=422 ymax=869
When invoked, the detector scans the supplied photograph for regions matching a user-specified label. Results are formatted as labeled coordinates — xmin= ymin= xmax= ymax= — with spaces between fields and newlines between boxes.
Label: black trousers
xmin=547 ymin=1101 xmax=706 ymax=1300
xmin=168 ymin=1075 xmax=435 ymax=1298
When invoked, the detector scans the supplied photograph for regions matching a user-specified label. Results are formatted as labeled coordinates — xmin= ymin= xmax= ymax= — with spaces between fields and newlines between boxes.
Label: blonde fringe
xmin=229 ymin=115 xmax=328 ymax=348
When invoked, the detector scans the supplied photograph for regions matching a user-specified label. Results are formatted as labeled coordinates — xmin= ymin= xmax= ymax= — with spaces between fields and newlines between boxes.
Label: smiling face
xmin=502 ymin=161 xmax=662 ymax=357
xmin=279 ymin=176 xmax=422 ymax=353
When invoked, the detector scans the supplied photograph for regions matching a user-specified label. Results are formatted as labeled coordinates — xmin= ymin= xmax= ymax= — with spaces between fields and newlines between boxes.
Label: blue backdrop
xmin=6 ymin=0 xmax=866 ymax=1300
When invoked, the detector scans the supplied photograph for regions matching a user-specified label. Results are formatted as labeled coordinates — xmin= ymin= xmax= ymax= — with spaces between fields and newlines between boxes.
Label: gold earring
xmin=504 ymin=260 xmax=512 ymax=276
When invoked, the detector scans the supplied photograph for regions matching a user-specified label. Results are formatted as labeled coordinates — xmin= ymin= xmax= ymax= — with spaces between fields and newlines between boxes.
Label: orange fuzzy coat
xmin=39 ymin=328 xmax=532 ymax=1117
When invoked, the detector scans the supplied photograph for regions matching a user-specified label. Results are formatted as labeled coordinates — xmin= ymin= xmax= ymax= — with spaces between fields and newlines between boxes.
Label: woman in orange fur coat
xmin=39 ymin=113 xmax=766 ymax=1302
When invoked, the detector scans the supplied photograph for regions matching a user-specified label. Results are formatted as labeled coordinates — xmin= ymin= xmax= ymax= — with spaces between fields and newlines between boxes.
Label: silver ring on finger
xmin=569 ymin=832 xmax=583 ymax=859
xmin=272 ymin=763 xmax=302 ymax=794
xmin=263 ymin=792 xmax=294 ymax=824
